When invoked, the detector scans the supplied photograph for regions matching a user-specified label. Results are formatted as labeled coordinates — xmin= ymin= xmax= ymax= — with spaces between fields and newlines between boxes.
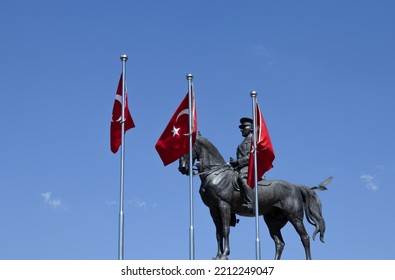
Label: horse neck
xmin=197 ymin=138 xmax=226 ymax=168
xmin=200 ymin=152 xmax=225 ymax=167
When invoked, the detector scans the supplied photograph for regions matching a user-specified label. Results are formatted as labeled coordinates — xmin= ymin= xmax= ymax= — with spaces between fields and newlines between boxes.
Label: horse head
xmin=178 ymin=134 xmax=226 ymax=176
xmin=178 ymin=146 xmax=197 ymax=175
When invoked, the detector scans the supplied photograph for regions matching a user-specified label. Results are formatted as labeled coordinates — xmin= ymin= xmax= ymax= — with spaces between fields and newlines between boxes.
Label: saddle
xmin=232 ymin=172 xmax=272 ymax=191
xmin=257 ymin=179 xmax=272 ymax=187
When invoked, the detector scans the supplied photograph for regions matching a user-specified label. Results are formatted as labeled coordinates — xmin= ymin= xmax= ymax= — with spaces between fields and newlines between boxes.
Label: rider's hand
xmin=229 ymin=157 xmax=239 ymax=168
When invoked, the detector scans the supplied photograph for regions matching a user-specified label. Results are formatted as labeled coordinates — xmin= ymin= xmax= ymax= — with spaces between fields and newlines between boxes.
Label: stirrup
xmin=242 ymin=203 xmax=253 ymax=212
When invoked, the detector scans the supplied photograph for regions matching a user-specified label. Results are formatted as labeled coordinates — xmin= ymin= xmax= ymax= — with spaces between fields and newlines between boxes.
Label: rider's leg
xmin=239 ymin=177 xmax=253 ymax=211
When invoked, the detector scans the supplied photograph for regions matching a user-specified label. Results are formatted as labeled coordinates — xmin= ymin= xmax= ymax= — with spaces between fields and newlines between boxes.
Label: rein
xmin=189 ymin=140 xmax=231 ymax=177
xmin=193 ymin=163 xmax=231 ymax=176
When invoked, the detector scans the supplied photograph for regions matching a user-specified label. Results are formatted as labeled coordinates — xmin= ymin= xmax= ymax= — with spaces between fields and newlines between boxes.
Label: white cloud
xmin=250 ymin=45 xmax=271 ymax=58
xmin=360 ymin=174 xmax=379 ymax=191
xmin=41 ymin=192 xmax=62 ymax=209
xmin=249 ymin=45 xmax=274 ymax=66
xmin=128 ymin=199 xmax=147 ymax=209
xmin=105 ymin=200 xmax=117 ymax=206
xmin=106 ymin=199 xmax=150 ymax=209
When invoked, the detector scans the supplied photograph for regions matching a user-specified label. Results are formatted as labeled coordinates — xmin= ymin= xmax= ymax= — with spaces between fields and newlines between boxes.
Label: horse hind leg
xmin=264 ymin=214 xmax=287 ymax=260
xmin=290 ymin=217 xmax=312 ymax=260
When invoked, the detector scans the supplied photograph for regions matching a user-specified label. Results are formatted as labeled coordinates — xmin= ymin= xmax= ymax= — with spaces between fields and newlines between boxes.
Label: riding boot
xmin=240 ymin=180 xmax=253 ymax=212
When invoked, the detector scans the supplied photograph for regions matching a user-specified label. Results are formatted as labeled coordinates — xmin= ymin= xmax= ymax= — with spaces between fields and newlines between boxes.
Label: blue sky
xmin=0 ymin=0 xmax=394 ymax=260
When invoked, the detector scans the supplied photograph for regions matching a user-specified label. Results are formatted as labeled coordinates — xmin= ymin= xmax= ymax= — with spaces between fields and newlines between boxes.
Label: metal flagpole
xmin=186 ymin=73 xmax=195 ymax=260
xmin=118 ymin=54 xmax=128 ymax=260
xmin=250 ymin=90 xmax=261 ymax=260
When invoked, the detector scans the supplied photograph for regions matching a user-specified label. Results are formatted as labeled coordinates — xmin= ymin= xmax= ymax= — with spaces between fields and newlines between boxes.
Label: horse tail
xmin=299 ymin=186 xmax=326 ymax=243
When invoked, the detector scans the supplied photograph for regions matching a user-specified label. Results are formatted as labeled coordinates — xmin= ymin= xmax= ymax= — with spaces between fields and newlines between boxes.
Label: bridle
xmin=183 ymin=142 xmax=231 ymax=177
xmin=192 ymin=163 xmax=231 ymax=177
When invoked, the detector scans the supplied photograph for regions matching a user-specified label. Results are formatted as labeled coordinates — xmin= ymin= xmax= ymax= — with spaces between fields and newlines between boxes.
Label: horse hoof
xmin=212 ymin=255 xmax=228 ymax=260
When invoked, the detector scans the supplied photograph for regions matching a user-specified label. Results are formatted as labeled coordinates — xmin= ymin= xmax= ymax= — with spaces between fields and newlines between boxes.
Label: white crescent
xmin=112 ymin=95 xmax=123 ymax=122
xmin=115 ymin=95 xmax=122 ymax=103
xmin=175 ymin=108 xmax=191 ymax=136
xmin=176 ymin=108 xmax=189 ymax=121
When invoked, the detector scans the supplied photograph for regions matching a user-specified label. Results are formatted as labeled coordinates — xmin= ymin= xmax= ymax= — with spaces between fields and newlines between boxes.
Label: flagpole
xmin=118 ymin=54 xmax=128 ymax=260
xmin=250 ymin=90 xmax=261 ymax=260
xmin=186 ymin=73 xmax=195 ymax=260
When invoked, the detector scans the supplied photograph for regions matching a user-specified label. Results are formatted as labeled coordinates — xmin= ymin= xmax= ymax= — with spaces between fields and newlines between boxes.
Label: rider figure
xmin=230 ymin=117 xmax=254 ymax=212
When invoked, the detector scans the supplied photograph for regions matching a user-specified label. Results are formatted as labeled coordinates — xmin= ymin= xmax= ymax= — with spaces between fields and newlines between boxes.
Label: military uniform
xmin=230 ymin=117 xmax=254 ymax=212
xmin=235 ymin=133 xmax=252 ymax=177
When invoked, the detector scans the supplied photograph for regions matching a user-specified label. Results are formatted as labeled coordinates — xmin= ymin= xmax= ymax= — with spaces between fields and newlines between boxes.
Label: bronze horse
xmin=178 ymin=134 xmax=331 ymax=260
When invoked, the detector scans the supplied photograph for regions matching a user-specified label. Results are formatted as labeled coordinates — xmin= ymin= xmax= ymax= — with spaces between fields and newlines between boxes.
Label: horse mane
xmin=196 ymin=134 xmax=227 ymax=164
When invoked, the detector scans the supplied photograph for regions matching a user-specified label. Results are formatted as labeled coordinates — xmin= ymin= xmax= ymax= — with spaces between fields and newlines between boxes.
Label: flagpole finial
xmin=120 ymin=54 xmax=128 ymax=61
xmin=250 ymin=91 xmax=257 ymax=97
xmin=186 ymin=73 xmax=193 ymax=81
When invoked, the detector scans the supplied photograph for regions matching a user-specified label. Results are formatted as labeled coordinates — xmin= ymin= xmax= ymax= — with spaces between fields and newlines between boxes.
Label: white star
xmin=171 ymin=126 xmax=180 ymax=137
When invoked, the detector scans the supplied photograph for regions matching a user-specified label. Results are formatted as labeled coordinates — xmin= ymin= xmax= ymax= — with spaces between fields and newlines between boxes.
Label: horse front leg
xmin=264 ymin=215 xmax=287 ymax=260
xmin=218 ymin=201 xmax=231 ymax=260
xmin=210 ymin=208 xmax=224 ymax=260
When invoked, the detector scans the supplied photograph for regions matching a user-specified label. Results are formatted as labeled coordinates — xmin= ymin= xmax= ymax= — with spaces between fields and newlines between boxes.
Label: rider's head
xmin=239 ymin=117 xmax=253 ymax=137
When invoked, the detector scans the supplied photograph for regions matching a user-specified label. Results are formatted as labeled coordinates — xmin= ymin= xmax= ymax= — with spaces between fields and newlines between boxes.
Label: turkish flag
xmin=247 ymin=103 xmax=275 ymax=188
xmin=110 ymin=74 xmax=135 ymax=154
xmin=155 ymin=91 xmax=197 ymax=166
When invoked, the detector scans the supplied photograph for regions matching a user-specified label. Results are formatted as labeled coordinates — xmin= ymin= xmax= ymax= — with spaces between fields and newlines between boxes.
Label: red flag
xmin=155 ymin=91 xmax=197 ymax=166
xmin=247 ymin=103 xmax=275 ymax=188
xmin=110 ymin=74 xmax=135 ymax=153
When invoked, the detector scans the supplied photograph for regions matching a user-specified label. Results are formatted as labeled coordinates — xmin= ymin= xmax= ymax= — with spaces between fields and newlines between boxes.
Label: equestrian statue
xmin=178 ymin=133 xmax=332 ymax=260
